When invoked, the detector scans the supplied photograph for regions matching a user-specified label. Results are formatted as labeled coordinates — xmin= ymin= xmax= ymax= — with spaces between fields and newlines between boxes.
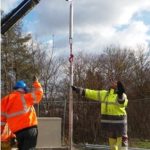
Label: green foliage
xmin=1 ymin=22 xmax=33 ymax=95
xmin=130 ymin=139 xmax=150 ymax=149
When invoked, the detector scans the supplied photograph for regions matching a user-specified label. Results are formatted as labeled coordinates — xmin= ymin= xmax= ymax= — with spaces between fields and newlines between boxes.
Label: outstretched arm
xmin=72 ymin=86 xmax=85 ymax=96
xmin=72 ymin=86 xmax=107 ymax=101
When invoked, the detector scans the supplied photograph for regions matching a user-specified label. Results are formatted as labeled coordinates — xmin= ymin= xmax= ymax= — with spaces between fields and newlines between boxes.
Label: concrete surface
xmin=84 ymin=144 xmax=150 ymax=150
xmin=36 ymin=117 xmax=62 ymax=148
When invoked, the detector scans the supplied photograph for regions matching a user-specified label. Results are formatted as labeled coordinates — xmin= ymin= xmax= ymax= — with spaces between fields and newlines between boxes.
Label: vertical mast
xmin=68 ymin=0 xmax=74 ymax=150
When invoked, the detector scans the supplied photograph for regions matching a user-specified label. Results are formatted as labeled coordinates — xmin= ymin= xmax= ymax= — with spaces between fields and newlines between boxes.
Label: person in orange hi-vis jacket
xmin=1 ymin=76 xmax=43 ymax=150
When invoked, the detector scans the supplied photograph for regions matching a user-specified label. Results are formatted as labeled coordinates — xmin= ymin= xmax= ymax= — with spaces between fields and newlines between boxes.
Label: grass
xmin=129 ymin=139 xmax=150 ymax=149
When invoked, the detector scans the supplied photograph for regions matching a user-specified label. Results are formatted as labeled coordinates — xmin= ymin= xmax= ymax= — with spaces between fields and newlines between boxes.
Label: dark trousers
xmin=15 ymin=126 xmax=38 ymax=150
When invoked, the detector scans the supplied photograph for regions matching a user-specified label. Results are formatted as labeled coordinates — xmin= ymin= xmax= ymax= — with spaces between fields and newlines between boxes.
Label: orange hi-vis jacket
xmin=1 ymin=81 xmax=43 ymax=134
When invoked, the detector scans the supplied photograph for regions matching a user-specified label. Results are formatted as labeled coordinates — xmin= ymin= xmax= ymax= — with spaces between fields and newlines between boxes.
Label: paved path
xmin=84 ymin=144 xmax=150 ymax=150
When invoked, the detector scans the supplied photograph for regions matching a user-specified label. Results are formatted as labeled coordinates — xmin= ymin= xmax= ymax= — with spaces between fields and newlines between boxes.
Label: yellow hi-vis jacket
xmin=85 ymin=88 xmax=128 ymax=124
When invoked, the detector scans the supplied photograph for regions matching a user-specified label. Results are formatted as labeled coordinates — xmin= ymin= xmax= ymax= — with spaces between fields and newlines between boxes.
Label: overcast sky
xmin=1 ymin=0 xmax=150 ymax=55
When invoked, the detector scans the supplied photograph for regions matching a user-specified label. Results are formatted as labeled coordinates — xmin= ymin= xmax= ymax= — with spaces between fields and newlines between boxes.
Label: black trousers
xmin=101 ymin=122 xmax=127 ymax=138
xmin=15 ymin=126 xmax=38 ymax=150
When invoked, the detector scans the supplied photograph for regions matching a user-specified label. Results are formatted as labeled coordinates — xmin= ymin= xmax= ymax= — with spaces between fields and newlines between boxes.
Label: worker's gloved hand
xmin=33 ymin=75 xmax=38 ymax=81
xmin=117 ymin=81 xmax=125 ymax=98
xmin=72 ymin=86 xmax=78 ymax=92
xmin=117 ymin=81 xmax=125 ymax=103
xmin=10 ymin=137 xmax=17 ymax=147
xmin=71 ymin=86 xmax=85 ymax=96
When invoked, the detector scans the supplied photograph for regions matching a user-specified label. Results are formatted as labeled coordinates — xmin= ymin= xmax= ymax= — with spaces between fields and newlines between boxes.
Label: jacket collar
xmin=13 ymin=89 xmax=25 ymax=94
xmin=109 ymin=88 xmax=116 ymax=94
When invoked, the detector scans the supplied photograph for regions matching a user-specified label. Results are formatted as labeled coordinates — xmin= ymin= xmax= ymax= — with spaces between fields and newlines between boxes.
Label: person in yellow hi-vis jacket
xmin=72 ymin=80 xmax=128 ymax=150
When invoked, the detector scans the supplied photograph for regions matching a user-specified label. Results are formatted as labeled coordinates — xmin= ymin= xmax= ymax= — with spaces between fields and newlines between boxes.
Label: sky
xmin=1 ymin=0 xmax=150 ymax=56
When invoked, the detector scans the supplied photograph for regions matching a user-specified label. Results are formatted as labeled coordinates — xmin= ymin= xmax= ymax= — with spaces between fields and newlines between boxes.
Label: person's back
xmin=72 ymin=80 xmax=128 ymax=150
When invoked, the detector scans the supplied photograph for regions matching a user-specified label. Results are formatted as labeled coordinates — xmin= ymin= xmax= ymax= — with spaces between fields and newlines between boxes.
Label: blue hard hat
xmin=13 ymin=80 xmax=29 ymax=92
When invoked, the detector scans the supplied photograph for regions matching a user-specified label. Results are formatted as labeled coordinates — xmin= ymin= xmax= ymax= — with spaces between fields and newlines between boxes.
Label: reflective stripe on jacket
xmin=85 ymin=88 xmax=128 ymax=124
xmin=1 ymin=81 xmax=43 ymax=133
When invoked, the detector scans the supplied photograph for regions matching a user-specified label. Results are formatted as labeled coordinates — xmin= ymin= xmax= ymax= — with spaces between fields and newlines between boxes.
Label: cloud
xmin=115 ymin=21 xmax=150 ymax=49
xmin=74 ymin=20 xmax=150 ymax=52
xmin=73 ymin=0 xmax=150 ymax=26
xmin=28 ymin=0 xmax=69 ymax=36
xmin=1 ymin=0 xmax=20 ymax=13
xmin=28 ymin=0 xmax=150 ymax=52
xmin=1 ymin=0 xmax=150 ymax=54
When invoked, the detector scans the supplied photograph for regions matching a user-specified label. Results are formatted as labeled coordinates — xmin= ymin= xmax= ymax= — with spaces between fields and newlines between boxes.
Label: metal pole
xmin=68 ymin=0 xmax=74 ymax=150
xmin=62 ymin=98 xmax=67 ymax=145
